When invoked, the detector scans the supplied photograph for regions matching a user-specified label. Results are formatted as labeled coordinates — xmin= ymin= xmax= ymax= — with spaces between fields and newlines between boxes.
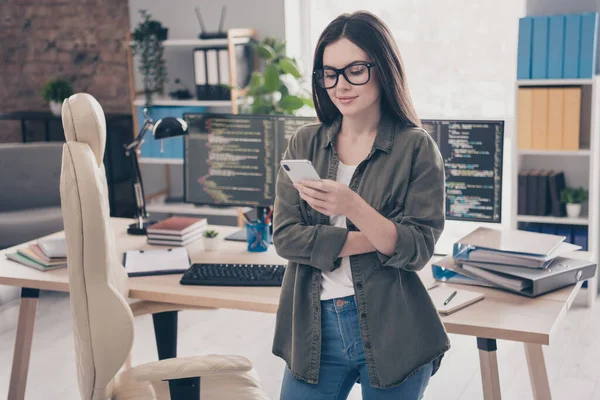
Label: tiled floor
xmin=0 ymin=289 xmax=599 ymax=399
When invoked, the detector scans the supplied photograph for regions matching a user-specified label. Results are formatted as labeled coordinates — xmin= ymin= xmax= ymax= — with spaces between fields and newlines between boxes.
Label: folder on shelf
xmin=517 ymin=17 xmax=533 ymax=79
xmin=537 ymin=170 xmax=552 ymax=216
xmin=579 ymin=12 xmax=598 ymax=78
xmin=531 ymin=88 xmax=549 ymax=149
xmin=206 ymin=49 xmax=220 ymax=100
xmin=532 ymin=16 xmax=549 ymax=79
xmin=564 ymin=14 xmax=581 ymax=79
xmin=517 ymin=88 xmax=533 ymax=149
xmin=563 ymin=87 xmax=581 ymax=151
xmin=194 ymin=49 xmax=208 ymax=100
xmin=548 ymin=170 xmax=567 ymax=217
xmin=547 ymin=88 xmax=564 ymax=150
xmin=526 ymin=170 xmax=541 ymax=215
xmin=218 ymin=49 xmax=231 ymax=100
xmin=548 ymin=15 xmax=565 ymax=79
xmin=518 ymin=170 xmax=529 ymax=215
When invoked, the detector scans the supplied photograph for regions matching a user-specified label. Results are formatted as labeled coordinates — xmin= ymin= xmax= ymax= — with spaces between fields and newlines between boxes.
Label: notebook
xmin=123 ymin=248 xmax=191 ymax=277
xmin=38 ymin=237 xmax=67 ymax=258
xmin=428 ymin=286 xmax=484 ymax=315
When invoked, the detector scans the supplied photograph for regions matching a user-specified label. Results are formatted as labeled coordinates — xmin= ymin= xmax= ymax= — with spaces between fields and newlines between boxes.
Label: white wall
xmin=301 ymin=0 xmax=527 ymax=231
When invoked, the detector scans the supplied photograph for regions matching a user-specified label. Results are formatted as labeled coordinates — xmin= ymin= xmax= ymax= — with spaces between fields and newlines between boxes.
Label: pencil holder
xmin=246 ymin=221 xmax=270 ymax=252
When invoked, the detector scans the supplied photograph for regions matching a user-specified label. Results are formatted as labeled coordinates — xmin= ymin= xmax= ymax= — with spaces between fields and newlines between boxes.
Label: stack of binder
xmin=432 ymin=227 xmax=596 ymax=297
xmin=5 ymin=237 xmax=67 ymax=272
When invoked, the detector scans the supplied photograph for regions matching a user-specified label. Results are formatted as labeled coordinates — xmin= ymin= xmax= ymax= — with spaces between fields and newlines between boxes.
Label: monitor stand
xmin=224 ymin=206 xmax=273 ymax=243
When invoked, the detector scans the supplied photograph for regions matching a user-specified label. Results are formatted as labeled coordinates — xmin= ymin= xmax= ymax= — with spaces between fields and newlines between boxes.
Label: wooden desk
xmin=0 ymin=218 xmax=588 ymax=400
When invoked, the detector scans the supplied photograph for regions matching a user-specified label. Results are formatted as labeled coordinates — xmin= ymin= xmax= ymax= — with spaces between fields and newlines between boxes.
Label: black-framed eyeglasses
xmin=313 ymin=62 xmax=376 ymax=89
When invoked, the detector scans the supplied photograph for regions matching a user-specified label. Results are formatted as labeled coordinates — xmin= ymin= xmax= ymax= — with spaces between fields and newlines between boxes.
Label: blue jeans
xmin=280 ymin=295 xmax=433 ymax=399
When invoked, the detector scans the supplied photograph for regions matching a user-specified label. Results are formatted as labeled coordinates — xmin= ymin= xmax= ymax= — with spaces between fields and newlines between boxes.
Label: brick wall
xmin=0 ymin=0 xmax=131 ymax=142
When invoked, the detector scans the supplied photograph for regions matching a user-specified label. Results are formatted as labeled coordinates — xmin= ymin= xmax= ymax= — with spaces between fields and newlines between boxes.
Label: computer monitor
xmin=183 ymin=113 xmax=316 ymax=208
xmin=422 ymin=119 xmax=504 ymax=224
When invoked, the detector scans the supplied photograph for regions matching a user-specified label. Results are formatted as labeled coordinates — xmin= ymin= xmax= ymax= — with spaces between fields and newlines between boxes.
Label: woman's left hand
xmin=294 ymin=179 xmax=360 ymax=217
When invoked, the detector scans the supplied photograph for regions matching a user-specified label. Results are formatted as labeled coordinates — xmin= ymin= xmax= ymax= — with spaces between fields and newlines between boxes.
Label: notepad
xmin=123 ymin=248 xmax=191 ymax=277
xmin=428 ymin=287 xmax=484 ymax=315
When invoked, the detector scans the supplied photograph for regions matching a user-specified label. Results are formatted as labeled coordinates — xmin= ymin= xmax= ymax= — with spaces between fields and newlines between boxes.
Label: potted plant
xmin=131 ymin=9 xmax=168 ymax=107
xmin=41 ymin=79 xmax=73 ymax=116
xmin=560 ymin=186 xmax=588 ymax=218
xmin=239 ymin=37 xmax=314 ymax=115
xmin=202 ymin=229 xmax=220 ymax=251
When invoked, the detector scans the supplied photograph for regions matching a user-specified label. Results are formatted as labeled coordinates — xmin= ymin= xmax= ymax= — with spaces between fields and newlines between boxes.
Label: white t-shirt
xmin=320 ymin=161 xmax=357 ymax=300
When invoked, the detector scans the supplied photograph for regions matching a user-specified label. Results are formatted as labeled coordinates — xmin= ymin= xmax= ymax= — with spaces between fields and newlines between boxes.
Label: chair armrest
xmin=130 ymin=355 xmax=252 ymax=382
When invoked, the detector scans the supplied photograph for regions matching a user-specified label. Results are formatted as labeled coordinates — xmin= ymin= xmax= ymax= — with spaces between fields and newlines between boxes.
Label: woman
xmin=272 ymin=10 xmax=450 ymax=400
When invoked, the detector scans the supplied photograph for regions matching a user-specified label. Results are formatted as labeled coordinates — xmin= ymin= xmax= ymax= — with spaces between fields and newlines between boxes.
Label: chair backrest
xmin=59 ymin=93 xmax=135 ymax=400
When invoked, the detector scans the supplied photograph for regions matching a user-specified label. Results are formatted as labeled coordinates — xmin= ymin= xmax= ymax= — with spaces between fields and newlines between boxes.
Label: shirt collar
xmin=322 ymin=113 xmax=395 ymax=154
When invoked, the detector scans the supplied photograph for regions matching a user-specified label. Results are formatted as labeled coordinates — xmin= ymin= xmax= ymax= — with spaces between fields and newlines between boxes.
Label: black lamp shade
xmin=153 ymin=117 xmax=188 ymax=140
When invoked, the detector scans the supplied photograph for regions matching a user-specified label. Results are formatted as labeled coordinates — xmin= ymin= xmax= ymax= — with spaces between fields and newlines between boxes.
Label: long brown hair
xmin=312 ymin=11 xmax=421 ymax=128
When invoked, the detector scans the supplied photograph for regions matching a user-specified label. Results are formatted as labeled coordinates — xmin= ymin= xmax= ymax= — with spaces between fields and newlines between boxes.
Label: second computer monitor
xmin=184 ymin=113 xmax=315 ymax=207
xmin=422 ymin=119 xmax=504 ymax=224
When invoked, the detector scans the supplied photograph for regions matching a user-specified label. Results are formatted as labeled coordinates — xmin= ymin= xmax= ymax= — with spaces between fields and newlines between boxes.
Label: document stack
xmin=432 ymin=227 xmax=597 ymax=297
xmin=147 ymin=216 xmax=208 ymax=247
xmin=5 ymin=237 xmax=67 ymax=272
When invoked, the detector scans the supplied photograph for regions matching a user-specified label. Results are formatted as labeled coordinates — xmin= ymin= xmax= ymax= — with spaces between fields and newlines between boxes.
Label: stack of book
xmin=147 ymin=216 xmax=207 ymax=246
xmin=5 ymin=237 xmax=67 ymax=272
xmin=432 ymin=227 xmax=597 ymax=297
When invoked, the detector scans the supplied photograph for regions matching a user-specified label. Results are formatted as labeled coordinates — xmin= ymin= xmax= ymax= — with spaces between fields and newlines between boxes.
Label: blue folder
xmin=564 ymin=14 xmax=581 ymax=79
xmin=532 ymin=16 xmax=549 ymax=79
xmin=579 ymin=12 xmax=598 ymax=78
xmin=517 ymin=17 xmax=533 ymax=79
xmin=548 ymin=15 xmax=565 ymax=79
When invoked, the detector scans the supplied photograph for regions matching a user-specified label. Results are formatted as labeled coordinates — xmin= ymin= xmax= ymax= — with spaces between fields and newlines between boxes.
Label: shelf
xmin=133 ymin=97 xmax=236 ymax=107
xmin=517 ymin=78 xmax=594 ymax=86
xmin=139 ymin=158 xmax=183 ymax=165
xmin=518 ymin=149 xmax=591 ymax=156
xmin=162 ymin=37 xmax=251 ymax=47
xmin=516 ymin=215 xmax=589 ymax=225
xmin=146 ymin=200 xmax=251 ymax=217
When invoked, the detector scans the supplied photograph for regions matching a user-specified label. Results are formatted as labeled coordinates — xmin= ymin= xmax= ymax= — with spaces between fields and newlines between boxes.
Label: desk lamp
xmin=125 ymin=108 xmax=188 ymax=235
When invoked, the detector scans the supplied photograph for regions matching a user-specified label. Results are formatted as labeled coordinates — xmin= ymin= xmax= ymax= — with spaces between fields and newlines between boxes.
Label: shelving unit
xmin=125 ymin=28 xmax=257 ymax=215
xmin=512 ymin=76 xmax=600 ymax=306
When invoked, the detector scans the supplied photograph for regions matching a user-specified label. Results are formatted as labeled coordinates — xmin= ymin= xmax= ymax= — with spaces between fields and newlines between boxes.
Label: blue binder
xmin=532 ymin=16 xmax=549 ymax=79
xmin=548 ymin=15 xmax=565 ymax=78
xmin=572 ymin=226 xmax=588 ymax=251
xmin=517 ymin=17 xmax=534 ymax=79
xmin=564 ymin=14 xmax=581 ymax=79
xmin=579 ymin=12 xmax=598 ymax=78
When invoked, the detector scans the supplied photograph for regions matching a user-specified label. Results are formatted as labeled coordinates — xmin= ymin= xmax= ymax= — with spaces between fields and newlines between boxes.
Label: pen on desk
xmin=443 ymin=290 xmax=457 ymax=306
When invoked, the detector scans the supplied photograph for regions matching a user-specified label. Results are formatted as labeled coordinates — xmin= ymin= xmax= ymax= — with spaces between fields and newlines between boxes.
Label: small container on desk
xmin=246 ymin=220 xmax=271 ymax=252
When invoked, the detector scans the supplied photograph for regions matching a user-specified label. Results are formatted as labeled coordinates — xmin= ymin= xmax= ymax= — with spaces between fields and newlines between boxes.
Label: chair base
xmin=168 ymin=377 xmax=200 ymax=400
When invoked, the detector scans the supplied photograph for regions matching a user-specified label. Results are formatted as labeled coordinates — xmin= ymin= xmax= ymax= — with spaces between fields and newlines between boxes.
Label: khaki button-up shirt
xmin=271 ymin=113 xmax=451 ymax=389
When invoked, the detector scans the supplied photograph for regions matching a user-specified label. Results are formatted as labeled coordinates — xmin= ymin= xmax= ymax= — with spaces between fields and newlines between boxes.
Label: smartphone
xmin=280 ymin=159 xmax=322 ymax=184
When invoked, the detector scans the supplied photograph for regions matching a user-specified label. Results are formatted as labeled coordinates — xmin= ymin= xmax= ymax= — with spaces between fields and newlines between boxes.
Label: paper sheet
xmin=124 ymin=248 xmax=190 ymax=275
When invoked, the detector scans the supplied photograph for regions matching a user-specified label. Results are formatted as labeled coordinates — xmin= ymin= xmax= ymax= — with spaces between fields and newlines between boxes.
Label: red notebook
xmin=146 ymin=217 xmax=207 ymax=236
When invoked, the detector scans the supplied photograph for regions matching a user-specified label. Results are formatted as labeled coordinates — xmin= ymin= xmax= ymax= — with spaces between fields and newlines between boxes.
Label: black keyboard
xmin=180 ymin=263 xmax=286 ymax=287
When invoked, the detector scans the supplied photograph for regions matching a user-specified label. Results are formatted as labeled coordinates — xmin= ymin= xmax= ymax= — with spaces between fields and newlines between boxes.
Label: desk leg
xmin=477 ymin=338 xmax=501 ymax=400
xmin=152 ymin=311 xmax=178 ymax=360
xmin=8 ymin=288 xmax=40 ymax=400
xmin=524 ymin=343 xmax=551 ymax=400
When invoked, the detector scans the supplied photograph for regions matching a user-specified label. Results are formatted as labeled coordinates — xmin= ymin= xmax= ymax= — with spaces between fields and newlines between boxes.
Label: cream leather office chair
xmin=59 ymin=93 xmax=269 ymax=400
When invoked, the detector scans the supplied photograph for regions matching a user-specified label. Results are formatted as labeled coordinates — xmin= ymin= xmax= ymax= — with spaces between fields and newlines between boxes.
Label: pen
xmin=443 ymin=290 xmax=457 ymax=306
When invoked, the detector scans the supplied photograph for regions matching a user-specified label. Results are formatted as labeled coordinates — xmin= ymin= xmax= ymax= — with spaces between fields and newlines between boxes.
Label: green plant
xmin=240 ymin=37 xmax=313 ymax=115
xmin=560 ymin=186 xmax=588 ymax=204
xmin=41 ymin=79 xmax=73 ymax=103
xmin=131 ymin=9 xmax=168 ymax=107
xmin=203 ymin=229 xmax=219 ymax=238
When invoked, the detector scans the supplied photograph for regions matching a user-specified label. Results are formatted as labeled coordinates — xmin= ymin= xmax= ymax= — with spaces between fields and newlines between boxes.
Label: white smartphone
xmin=280 ymin=159 xmax=322 ymax=184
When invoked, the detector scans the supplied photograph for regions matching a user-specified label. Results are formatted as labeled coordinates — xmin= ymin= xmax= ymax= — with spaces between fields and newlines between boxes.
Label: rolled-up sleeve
xmin=377 ymin=134 xmax=445 ymax=271
xmin=272 ymin=132 xmax=348 ymax=272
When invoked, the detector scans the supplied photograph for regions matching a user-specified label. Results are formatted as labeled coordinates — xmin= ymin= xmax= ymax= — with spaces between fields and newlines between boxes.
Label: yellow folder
xmin=547 ymin=88 xmax=564 ymax=150
xmin=563 ymin=87 xmax=581 ymax=151
xmin=517 ymin=88 xmax=533 ymax=150
xmin=531 ymin=88 xmax=549 ymax=150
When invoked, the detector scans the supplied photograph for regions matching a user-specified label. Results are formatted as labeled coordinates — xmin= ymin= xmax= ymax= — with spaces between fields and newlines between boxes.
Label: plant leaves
xmin=264 ymin=64 xmax=280 ymax=92
xmin=279 ymin=95 xmax=304 ymax=111
xmin=279 ymin=57 xmax=301 ymax=78
xmin=300 ymin=97 xmax=314 ymax=108
xmin=257 ymin=43 xmax=276 ymax=60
